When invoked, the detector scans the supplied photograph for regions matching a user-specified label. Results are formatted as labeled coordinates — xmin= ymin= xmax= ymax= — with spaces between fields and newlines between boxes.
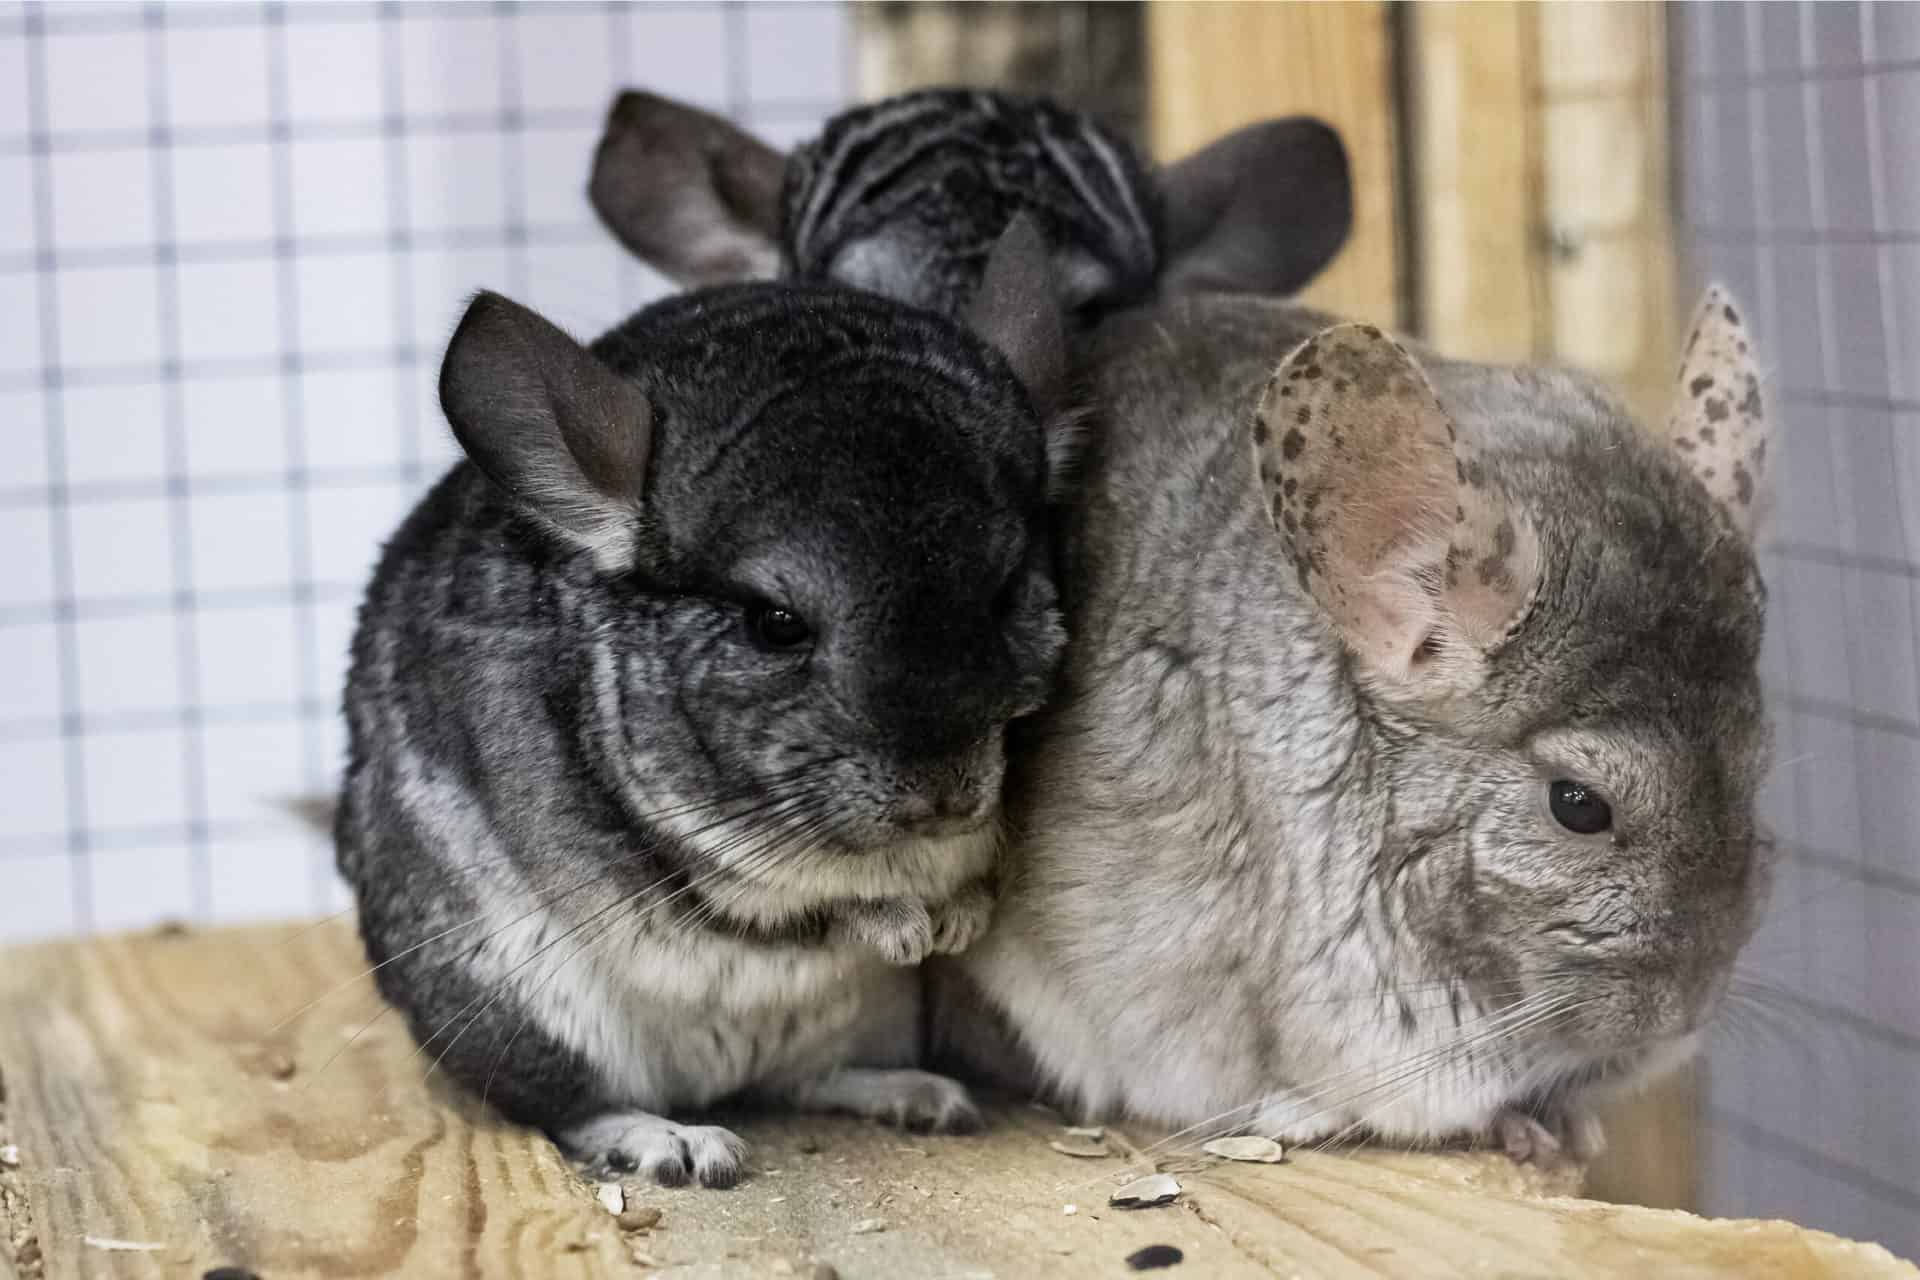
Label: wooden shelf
xmin=0 ymin=922 xmax=1911 ymax=1278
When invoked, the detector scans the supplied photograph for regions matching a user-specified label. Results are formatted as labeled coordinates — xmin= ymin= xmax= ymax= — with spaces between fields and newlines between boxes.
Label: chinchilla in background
xmin=587 ymin=85 xmax=1353 ymax=318
xmin=336 ymin=219 xmax=1075 ymax=1188
xmin=948 ymin=283 xmax=1778 ymax=1162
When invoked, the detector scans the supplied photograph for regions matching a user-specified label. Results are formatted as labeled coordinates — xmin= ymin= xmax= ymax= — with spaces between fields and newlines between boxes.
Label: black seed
xmin=204 ymin=1270 xmax=262 ymax=1280
xmin=1127 ymin=1244 xmax=1185 ymax=1270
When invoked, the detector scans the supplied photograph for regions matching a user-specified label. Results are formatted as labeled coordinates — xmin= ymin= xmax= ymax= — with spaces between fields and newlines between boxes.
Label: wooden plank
xmin=1 ymin=923 xmax=1914 ymax=1279
xmin=1406 ymin=0 xmax=1546 ymax=361
xmin=1146 ymin=0 xmax=1401 ymax=327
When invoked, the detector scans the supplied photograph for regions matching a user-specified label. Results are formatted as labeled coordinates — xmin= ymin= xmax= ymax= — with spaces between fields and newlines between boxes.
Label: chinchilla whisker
xmin=1300 ymin=995 xmax=1593 ymax=1157
xmin=480 ymin=810 xmax=847 ymax=1102
xmin=1254 ymin=994 xmax=1586 ymax=1160
xmin=666 ymin=812 xmax=844 ymax=942
xmin=1082 ymin=993 xmax=1550 ymax=1186
xmin=305 ymin=793 xmax=827 ymax=1086
xmin=417 ymin=799 xmax=831 ymax=1077
xmin=272 ymin=784 xmax=828 ymax=1033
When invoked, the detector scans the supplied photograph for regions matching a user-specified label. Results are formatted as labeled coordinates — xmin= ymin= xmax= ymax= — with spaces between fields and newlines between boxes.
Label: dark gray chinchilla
xmin=336 ymin=219 xmax=1072 ymax=1187
xmin=948 ymin=286 xmax=1776 ymax=1161
xmin=586 ymin=86 xmax=1352 ymax=316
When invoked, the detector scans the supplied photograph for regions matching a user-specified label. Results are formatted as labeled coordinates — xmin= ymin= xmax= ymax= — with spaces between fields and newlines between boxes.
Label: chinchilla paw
xmin=928 ymin=882 xmax=995 ymax=955
xmin=561 ymin=1112 xmax=750 ymax=1189
xmin=833 ymin=898 xmax=936 ymax=966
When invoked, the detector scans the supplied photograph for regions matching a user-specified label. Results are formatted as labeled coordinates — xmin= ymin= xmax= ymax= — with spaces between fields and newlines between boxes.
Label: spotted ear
xmin=1251 ymin=325 xmax=1540 ymax=694
xmin=1666 ymin=285 xmax=1770 ymax=537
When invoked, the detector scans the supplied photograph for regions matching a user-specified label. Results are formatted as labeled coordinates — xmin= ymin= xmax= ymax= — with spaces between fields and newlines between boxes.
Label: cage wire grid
xmin=1678 ymin=0 xmax=1920 ymax=1259
xmin=0 ymin=0 xmax=849 ymax=937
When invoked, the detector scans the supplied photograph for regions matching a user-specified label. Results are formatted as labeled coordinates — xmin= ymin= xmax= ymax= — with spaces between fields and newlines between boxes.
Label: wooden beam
xmin=1147 ymin=0 xmax=1402 ymax=327
xmin=2 ymin=923 xmax=1913 ymax=1278
xmin=1407 ymin=0 xmax=1547 ymax=361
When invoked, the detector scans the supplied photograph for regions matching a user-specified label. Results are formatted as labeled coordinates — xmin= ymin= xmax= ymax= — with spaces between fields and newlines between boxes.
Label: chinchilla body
xmin=958 ymin=288 xmax=1774 ymax=1152
xmin=339 ymin=234 xmax=1073 ymax=1186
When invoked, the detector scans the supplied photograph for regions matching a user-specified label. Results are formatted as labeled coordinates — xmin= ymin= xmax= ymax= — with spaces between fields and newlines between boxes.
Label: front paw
xmin=928 ymin=882 xmax=995 ymax=955
xmin=790 ymin=1068 xmax=984 ymax=1135
xmin=560 ymin=1112 xmax=750 ymax=1189
xmin=1491 ymin=1104 xmax=1605 ymax=1166
xmin=834 ymin=898 xmax=935 ymax=966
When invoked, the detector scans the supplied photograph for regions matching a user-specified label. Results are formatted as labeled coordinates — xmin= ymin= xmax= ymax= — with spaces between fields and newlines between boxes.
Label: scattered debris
xmin=850 ymin=1218 xmax=886 ymax=1235
xmin=83 ymin=1236 xmax=165 ymax=1252
xmin=0 ymin=1143 xmax=18 ymax=1167
xmin=1048 ymin=1132 xmax=1111 ymax=1159
xmin=1109 ymin=1174 xmax=1182 ymax=1210
xmin=1062 ymin=1204 xmax=1079 ymax=1216
xmin=1201 ymin=1135 xmax=1285 ymax=1164
xmin=1065 ymin=1125 xmax=1106 ymax=1141
xmin=616 ymin=1205 xmax=662 ymax=1233
xmin=772 ymin=1262 xmax=839 ymax=1280
xmin=798 ymin=1135 xmax=823 ymax=1154
xmin=1126 ymin=1243 xmax=1185 ymax=1271
xmin=152 ymin=919 xmax=190 ymax=939
xmin=595 ymin=1181 xmax=625 ymax=1215
xmin=265 ymin=1052 xmax=297 ymax=1081
xmin=202 ymin=1269 xmax=263 ymax=1280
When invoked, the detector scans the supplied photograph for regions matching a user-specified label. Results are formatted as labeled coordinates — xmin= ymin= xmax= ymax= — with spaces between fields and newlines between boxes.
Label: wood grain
xmin=0 ymin=922 xmax=1911 ymax=1279
xmin=1146 ymin=0 xmax=1402 ymax=327
xmin=1406 ymin=0 xmax=1546 ymax=362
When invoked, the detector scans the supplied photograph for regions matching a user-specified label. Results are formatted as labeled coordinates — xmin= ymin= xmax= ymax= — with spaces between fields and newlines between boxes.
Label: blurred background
xmin=0 ymin=0 xmax=1913 ymax=1261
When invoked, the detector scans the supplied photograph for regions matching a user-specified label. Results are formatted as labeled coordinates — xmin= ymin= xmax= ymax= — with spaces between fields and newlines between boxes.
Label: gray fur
xmin=951 ymin=288 xmax=1775 ymax=1150
xmin=338 ymin=244 xmax=1065 ymax=1185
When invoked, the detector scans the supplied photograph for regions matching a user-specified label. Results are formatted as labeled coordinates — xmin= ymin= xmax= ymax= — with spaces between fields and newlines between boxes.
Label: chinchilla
xmin=336 ymin=219 xmax=1074 ymax=1187
xmin=587 ymin=85 xmax=1352 ymax=316
xmin=945 ymin=286 xmax=1776 ymax=1161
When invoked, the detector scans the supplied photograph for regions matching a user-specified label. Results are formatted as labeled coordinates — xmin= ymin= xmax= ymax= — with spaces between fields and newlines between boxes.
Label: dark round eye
xmin=1548 ymin=779 xmax=1613 ymax=835
xmin=747 ymin=604 xmax=811 ymax=651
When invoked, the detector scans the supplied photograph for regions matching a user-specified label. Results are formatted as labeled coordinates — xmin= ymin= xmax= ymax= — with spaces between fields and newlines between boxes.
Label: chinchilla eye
xmin=747 ymin=603 xmax=811 ymax=651
xmin=1548 ymin=779 xmax=1612 ymax=835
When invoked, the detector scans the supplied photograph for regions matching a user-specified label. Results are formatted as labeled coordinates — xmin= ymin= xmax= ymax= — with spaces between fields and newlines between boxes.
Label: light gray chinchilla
xmin=950 ymin=285 xmax=1776 ymax=1161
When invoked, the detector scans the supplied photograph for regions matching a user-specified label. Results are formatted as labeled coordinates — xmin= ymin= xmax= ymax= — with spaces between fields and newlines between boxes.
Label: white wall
xmin=0 ymin=0 xmax=849 ymax=940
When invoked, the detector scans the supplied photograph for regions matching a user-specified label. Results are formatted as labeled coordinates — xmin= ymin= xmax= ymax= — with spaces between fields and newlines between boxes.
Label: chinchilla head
xmin=1248 ymin=287 xmax=1773 ymax=1077
xmin=436 ymin=219 xmax=1072 ymax=856
xmin=587 ymin=86 xmax=1352 ymax=315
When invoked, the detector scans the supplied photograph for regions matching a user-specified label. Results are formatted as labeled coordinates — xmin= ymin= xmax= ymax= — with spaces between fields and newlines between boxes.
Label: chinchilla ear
xmin=439 ymin=291 xmax=653 ymax=573
xmin=1250 ymin=323 xmax=1541 ymax=696
xmin=964 ymin=214 xmax=1067 ymax=419
xmin=1157 ymin=116 xmax=1352 ymax=298
xmin=588 ymin=90 xmax=787 ymax=286
xmin=1665 ymin=284 xmax=1771 ymax=538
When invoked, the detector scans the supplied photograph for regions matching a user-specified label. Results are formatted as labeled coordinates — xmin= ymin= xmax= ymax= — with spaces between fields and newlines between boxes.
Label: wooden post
xmin=1147 ymin=0 xmax=1403 ymax=327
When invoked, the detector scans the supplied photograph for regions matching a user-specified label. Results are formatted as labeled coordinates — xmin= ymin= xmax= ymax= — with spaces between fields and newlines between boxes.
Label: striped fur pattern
xmin=781 ymin=89 xmax=1161 ymax=317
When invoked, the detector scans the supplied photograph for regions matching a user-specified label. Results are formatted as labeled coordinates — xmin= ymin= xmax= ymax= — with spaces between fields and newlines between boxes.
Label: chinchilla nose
xmin=895 ymin=775 xmax=992 ymax=836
